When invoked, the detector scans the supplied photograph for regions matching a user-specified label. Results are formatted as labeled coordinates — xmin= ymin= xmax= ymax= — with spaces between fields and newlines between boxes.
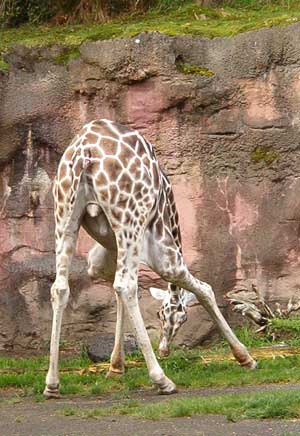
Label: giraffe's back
xmin=57 ymin=119 xmax=161 ymax=233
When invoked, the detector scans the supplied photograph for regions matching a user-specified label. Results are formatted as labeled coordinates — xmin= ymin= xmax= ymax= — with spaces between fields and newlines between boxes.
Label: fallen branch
xmin=226 ymin=284 xmax=300 ymax=331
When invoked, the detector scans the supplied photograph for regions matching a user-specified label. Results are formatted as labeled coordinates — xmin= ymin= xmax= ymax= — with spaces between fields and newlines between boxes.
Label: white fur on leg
xmin=119 ymin=283 xmax=177 ymax=395
xmin=186 ymin=276 xmax=257 ymax=369
xmin=107 ymin=293 xmax=125 ymax=376
xmin=44 ymin=283 xmax=70 ymax=398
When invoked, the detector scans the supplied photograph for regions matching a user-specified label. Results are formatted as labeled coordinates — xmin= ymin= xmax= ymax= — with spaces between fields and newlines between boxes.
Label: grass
xmin=1 ymin=1 xmax=300 ymax=69
xmin=60 ymin=389 xmax=300 ymax=420
xmin=1 ymin=325 xmax=300 ymax=398
xmin=271 ymin=317 xmax=300 ymax=333
xmin=89 ymin=389 xmax=300 ymax=420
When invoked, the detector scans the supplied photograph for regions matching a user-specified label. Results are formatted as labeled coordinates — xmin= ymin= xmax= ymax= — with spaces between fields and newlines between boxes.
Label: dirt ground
xmin=2 ymin=383 xmax=300 ymax=436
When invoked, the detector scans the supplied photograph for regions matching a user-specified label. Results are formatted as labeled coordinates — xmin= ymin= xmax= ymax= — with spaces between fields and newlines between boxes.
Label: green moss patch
xmin=176 ymin=61 xmax=215 ymax=76
xmin=53 ymin=47 xmax=81 ymax=65
xmin=0 ymin=59 xmax=9 ymax=72
xmin=251 ymin=146 xmax=279 ymax=165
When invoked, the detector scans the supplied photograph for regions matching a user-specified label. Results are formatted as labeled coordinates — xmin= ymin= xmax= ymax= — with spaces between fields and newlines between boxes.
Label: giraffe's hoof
xmin=156 ymin=377 xmax=177 ymax=395
xmin=242 ymin=358 xmax=258 ymax=370
xmin=158 ymin=347 xmax=170 ymax=358
xmin=106 ymin=369 xmax=124 ymax=378
xmin=43 ymin=385 xmax=61 ymax=399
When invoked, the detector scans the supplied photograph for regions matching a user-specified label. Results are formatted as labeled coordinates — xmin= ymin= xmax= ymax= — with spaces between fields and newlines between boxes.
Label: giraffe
xmin=44 ymin=119 xmax=256 ymax=398
xmin=149 ymin=285 xmax=197 ymax=357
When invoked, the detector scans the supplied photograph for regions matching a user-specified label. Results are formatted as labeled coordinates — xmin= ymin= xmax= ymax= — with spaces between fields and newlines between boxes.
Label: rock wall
xmin=1 ymin=24 xmax=300 ymax=351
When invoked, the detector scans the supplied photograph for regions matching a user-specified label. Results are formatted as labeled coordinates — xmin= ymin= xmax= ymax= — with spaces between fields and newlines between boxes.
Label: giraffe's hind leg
xmin=44 ymin=231 xmax=79 ymax=398
xmin=44 ymin=188 xmax=84 ymax=398
xmin=150 ymin=245 xmax=256 ymax=369
xmin=113 ymin=229 xmax=177 ymax=394
xmin=87 ymin=244 xmax=125 ymax=376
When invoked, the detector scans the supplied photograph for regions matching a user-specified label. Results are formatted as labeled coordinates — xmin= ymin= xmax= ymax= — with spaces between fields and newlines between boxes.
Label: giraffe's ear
xmin=182 ymin=291 xmax=198 ymax=306
xmin=149 ymin=287 xmax=167 ymax=300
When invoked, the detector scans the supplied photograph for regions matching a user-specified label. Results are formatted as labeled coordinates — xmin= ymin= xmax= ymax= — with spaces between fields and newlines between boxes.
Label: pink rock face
xmin=242 ymin=72 xmax=285 ymax=129
xmin=172 ymin=175 xmax=203 ymax=265
xmin=124 ymin=79 xmax=167 ymax=128
xmin=1 ymin=27 xmax=300 ymax=351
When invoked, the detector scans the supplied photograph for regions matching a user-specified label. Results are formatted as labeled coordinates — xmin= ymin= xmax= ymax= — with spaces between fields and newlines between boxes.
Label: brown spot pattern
xmin=103 ymin=157 xmax=122 ymax=180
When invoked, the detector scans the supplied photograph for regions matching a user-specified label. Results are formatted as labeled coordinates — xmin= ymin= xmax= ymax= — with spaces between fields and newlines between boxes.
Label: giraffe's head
xmin=150 ymin=285 xmax=197 ymax=357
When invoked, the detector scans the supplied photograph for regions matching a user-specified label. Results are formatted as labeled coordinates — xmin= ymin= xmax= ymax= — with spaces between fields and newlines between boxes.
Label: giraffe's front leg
xmin=117 ymin=279 xmax=177 ymax=394
xmin=113 ymin=233 xmax=177 ymax=395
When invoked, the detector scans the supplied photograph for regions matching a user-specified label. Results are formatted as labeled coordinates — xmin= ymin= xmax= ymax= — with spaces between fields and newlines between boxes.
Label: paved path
xmin=1 ymin=383 xmax=300 ymax=436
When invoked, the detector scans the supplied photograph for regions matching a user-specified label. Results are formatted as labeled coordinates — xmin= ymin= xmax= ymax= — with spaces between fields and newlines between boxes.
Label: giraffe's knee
xmin=50 ymin=280 xmax=70 ymax=309
xmin=113 ymin=277 xmax=137 ymax=307
xmin=194 ymin=281 xmax=215 ymax=304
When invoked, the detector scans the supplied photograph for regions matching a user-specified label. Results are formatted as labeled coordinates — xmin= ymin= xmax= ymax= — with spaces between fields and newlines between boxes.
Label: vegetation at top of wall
xmin=1 ymin=0 xmax=300 ymax=70
xmin=0 ymin=1 xmax=298 ymax=27
xmin=0 ymin=0 xmax=189 ymax=27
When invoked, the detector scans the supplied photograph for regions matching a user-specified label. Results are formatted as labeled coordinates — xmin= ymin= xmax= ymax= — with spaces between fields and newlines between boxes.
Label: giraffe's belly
xmin=82 ymin=209 xmax=117 ymax=251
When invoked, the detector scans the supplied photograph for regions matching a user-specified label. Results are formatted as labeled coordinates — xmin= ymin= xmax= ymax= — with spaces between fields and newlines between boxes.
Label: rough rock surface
xmin=1 ymin=25 xmax=300 ymax=351
xmin=87 ymin=333 xmax=138 ymax=362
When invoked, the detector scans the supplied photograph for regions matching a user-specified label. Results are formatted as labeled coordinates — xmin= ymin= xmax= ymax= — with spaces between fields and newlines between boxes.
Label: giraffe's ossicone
xmin=44 ymin=119 xmax=256 ymax=399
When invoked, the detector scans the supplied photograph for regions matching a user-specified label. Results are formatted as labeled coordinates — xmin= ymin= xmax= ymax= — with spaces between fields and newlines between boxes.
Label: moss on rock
xmin=176 ymin=61 xmax=215 ymax=76
xmin=0 ymin=58 xmax=9 ymax=72
xmin=53 ymin=47 xmax=81 ymax=65
xmin=251 ymin=146 xmax=279 ymax=165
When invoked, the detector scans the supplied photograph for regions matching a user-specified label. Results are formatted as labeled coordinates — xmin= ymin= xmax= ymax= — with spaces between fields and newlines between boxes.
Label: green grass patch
xmin=1 ymin=1 xmax=300 ymax=68
xmin=2 ymin=351 xmax=300 ymax=398
xmin=1 ymin=326 xmax=300 ymax=399
xmin=58 ymin=389 xmax=300 ymax=421
xmin=271 ymin=317 xmax=300 ymax=333
xmin=116 ymin=389 xmax=300 ymax=420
